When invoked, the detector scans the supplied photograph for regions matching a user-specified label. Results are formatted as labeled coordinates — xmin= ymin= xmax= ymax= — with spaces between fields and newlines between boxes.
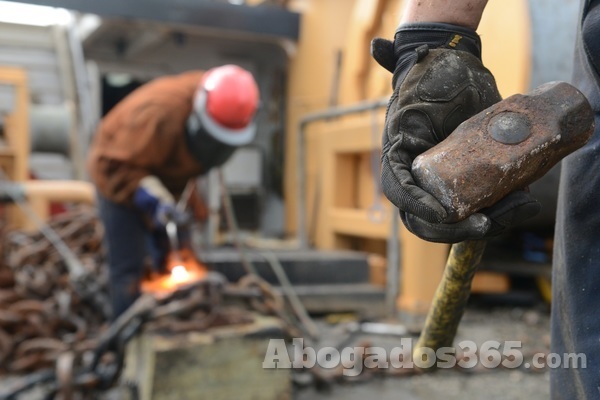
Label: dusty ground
xmin=1 ymin=302 xmax=551 ymax=400
xmin=295 ymin=370 xmax=550 ymax=400
xmin=294 ymin=305 xmax=552 ymax=400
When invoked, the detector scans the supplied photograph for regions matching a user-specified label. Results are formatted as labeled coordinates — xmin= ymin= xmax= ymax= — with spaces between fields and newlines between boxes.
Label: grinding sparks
xmin=141 ymin=249 xmax=208 ymax=296
xmin=171 ymin=265 xmax=190 ymax=283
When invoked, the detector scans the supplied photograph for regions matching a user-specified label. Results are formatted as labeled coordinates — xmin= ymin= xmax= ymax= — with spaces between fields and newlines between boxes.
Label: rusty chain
xmin=0 ymin=274 xmax=291 ymax=399
xmin=0 ymin=206 xmax=300 ymax=399
xmin=0 ymin=206 xmax=108 ymax=376
xmin=0 ymin=206 xmax=552 ymax=398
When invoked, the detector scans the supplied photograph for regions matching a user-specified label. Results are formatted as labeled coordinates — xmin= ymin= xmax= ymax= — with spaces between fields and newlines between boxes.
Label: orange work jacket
xmin=87 ymin=71 xmax=206 ymax=206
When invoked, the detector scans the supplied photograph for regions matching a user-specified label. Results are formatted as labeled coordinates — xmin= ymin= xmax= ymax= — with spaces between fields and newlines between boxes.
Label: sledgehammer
xmin=410 ymin=81 xmax=595 ymax=367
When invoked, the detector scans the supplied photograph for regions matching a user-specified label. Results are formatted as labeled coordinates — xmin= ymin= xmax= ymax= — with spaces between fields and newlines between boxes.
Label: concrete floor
xmin=2 ymin=302 xmax=551 ymax=400
xmin=294 ymin=305 xmax=551 ymax=400
xmin=295 ymin=370 xmax=550 ymax=400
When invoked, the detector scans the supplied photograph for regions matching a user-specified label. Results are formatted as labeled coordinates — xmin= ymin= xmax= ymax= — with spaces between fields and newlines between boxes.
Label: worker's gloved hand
xmin=154 ymin=202 xmax=187 ymax=227
xmin=371 ymin=23 xmax=539 ymax=243
xmin=133 ymin=176 xmax=187 ymax=229
xmin=402 ymin=191 xmax=541 ymax=243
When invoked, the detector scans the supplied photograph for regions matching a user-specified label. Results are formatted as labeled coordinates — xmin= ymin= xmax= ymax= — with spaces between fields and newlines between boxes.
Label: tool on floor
xmin=346 ymin=321 xmax=408 ymax=336
xmin=410 ymin=81 xmax=595 ymax=367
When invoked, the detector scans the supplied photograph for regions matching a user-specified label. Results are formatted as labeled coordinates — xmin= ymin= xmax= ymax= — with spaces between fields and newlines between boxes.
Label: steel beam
xmin=4 ymin=0 xmax=300 ymax=41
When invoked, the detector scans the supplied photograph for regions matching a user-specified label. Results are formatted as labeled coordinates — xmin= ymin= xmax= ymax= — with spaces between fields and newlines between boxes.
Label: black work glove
xmin=371 ymin=23 xmax=540 ymax=243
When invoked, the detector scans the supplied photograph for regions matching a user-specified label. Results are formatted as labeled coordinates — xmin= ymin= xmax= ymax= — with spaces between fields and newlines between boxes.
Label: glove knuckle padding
xmin=399 ymin=49 xmax=501 ymax=143
xmin=381 ymin=50 xmax=501 ymax=223
xmin=374 ymin=23 xmax=507 ymax=235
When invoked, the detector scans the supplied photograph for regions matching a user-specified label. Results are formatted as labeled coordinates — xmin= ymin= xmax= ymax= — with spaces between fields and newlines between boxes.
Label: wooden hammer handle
xmin=413 ymin=240 xmax=486 ymax=367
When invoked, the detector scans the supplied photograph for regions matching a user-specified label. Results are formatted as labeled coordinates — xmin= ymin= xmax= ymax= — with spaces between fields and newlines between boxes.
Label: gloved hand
xmin=133 ymin=176 xmax=188 ymax=229
xmin=371 ymin=23 xmax=540 ymax=243
xmin=154 ymin=202 xmax=187 ymax=227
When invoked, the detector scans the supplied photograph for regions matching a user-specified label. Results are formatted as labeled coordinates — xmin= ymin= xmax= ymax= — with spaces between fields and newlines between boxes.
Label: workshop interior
xmin=0 ymin=0 xmax=582 ymax=399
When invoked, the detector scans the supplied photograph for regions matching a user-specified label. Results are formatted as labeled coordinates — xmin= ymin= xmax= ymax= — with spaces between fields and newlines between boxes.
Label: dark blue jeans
xmin=97 ymin=194 xmax=168 ymax=319
xmin=551 ymin=1 xmax=600 ymax=398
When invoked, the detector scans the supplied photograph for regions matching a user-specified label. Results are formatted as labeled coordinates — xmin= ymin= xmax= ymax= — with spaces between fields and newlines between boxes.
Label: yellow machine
xmin=0 ymin=66 xmax=94 ymax=231
xmin=284 ymin=0 xmax=532 ymax=317
xmin=0 ymin=0 xmax=543 ymax=319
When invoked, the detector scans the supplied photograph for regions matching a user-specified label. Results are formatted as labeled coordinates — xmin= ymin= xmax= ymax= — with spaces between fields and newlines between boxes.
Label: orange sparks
xmin=141 ymin=249 xmax=207 ymax=296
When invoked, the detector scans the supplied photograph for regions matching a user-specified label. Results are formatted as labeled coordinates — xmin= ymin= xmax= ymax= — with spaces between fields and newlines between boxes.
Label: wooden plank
xmin=329 ymin=207 xmax=391 ymax=239
xmin=472 ymin=271 xmax=510 ymax=294
xmin=338 ymin=0 xmax=387 ymax=104
xmin=398 ymin=228 xmax=450 ymax=316
xmin=334 ymin=153 xmax=358 ymax=208
xmin=304 ymin=125 xmax=322 ymax=244
xmin=368 ymin=253 xmax=387 ymax=287
xmin=314 ymin=121 xmax=336 ymax=248
xmin=282 ymin=283 xmax=385 ymax=318
xmin=0 ymin=67 xmax=29 ymax=183
xmin=357 ymin=152 xmax=371 ymax=209
xmin=123 ymin=314 xmax=291 ymax=400
xmin=284 ymin=0 xmax=532 ymax=235
xmin=283 ymin=0 xmax=357 ymax=235
xmin=479 ymin=0 xmax=531 ymax=97
xmin=0 ymin=67 xmax=29 ymax=229
xmin=310 ymin=112 xmax=385 ymax=245
xmin=320 ymin=113 xmax=382 ymax=152
xmin=310 ymin=110 xmax=453 ymax=317
xmin=365 ymin=0 xmax=404 ymax=100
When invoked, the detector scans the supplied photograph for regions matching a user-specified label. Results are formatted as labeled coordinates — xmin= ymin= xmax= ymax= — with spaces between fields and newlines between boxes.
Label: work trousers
xmin=551 ymin=0 xmax=600 ymax=398
xmin=97 ymin=195 xmax=168 ymax=319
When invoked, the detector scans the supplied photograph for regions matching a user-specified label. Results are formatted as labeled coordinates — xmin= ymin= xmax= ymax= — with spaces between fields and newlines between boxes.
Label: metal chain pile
xmin=0 ymin=206 xmax=109 ymax=375
xmin=0 ymin=205 xmax=550 ymax=398
xmin=0 ymin=206 xmax=296 ymax=399
xmin=0 ymin=274 xmax=289 ymax=399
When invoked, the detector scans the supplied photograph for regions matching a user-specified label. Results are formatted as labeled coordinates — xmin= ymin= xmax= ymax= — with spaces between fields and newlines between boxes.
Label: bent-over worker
xmin=87 ymin=65 xmax=260 ymax=318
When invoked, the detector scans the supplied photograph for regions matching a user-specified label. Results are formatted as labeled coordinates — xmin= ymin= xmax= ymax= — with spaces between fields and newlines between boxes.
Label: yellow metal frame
xmin=0 ymin=66 xmax=95 ymax=231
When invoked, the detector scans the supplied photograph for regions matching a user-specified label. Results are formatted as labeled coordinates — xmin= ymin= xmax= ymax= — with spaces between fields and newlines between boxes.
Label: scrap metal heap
xmin=0 ymin=208 xmax=553 ymax=398
xmin=0 ymin=206 xmax=295 ymax=398
xmin=0 ymin=207 xmax=108 ymax=374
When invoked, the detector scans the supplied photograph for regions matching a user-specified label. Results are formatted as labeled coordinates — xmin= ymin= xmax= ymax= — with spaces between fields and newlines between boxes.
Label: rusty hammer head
xmin=412 ymin=81 xmax=595 ymax=223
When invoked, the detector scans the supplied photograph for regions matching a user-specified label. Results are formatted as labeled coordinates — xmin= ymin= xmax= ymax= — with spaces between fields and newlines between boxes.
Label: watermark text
xmin=262 ymin=338 xmax=586 ymax=376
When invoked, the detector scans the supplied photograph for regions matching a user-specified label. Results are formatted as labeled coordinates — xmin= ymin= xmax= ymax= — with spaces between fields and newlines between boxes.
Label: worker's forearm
xmin=399 ymin=0 xmax=489 ymax=30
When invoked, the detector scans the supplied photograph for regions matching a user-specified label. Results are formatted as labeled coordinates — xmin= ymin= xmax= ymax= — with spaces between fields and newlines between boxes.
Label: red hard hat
xmin=193 ymin=65 xmax=259 ymax=146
